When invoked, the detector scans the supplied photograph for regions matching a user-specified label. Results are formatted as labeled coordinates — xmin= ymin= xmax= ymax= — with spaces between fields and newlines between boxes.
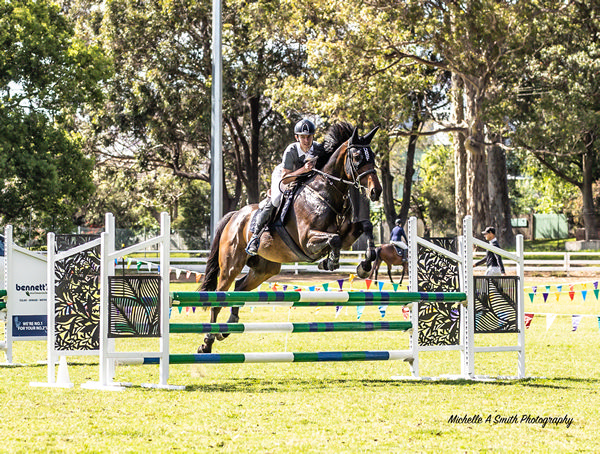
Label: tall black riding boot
xmin=245 ymin=200 xmax=276 ymax=256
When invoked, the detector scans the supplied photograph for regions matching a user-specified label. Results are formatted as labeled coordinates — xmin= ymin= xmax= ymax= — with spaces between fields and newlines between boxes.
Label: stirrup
xmin=245 ymin=236 xmax=260 ymax=256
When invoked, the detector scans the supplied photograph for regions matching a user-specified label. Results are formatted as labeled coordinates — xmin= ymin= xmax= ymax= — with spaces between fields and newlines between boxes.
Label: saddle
xmin=250 ymin=182 xmax=315 ymax=262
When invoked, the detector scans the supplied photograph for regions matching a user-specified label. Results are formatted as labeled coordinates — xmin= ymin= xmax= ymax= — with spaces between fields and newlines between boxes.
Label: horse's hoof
xmin=198 ymin=344 xmax=212 ymax=353
xmin=356 ymin=261 xmax=372 ymax=279
xmin=318 ymin=260 xmax=327 ymax=271
xmin=215 ymin=334 xmax=225 ymax=341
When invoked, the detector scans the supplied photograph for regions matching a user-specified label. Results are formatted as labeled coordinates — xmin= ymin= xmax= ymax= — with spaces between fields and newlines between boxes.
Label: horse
xmin=198 ymin=122 xmax=382 ymax=353
xmin=369 ymin=244 xmax=408 ymax=285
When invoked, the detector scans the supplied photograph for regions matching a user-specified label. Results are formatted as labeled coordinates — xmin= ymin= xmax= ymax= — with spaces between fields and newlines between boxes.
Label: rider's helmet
xmin=395 ymin=218 xmax=402 ymax=226
xmin=294 ymin=119 xmax=316 ymax=136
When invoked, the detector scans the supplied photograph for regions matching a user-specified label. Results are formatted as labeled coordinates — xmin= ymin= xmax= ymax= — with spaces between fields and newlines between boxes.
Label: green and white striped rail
xmin=170 ymin=290 xmax=467 ymax=307
xmin=169 ymin=321 xmax=412 ymax=334
xmin=118 ymin=350 xmax=413 ymax=365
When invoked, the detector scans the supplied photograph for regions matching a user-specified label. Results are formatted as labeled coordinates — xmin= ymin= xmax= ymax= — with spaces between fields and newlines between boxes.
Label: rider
xmin=245 ymin=119 xmax=324 ymax=256
xmin=390 ymin=218 xmax=408 ymax=259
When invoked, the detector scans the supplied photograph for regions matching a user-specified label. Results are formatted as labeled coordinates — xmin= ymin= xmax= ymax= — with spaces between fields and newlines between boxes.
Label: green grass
xmin=1 ymin=281 xmax=599 ymax=452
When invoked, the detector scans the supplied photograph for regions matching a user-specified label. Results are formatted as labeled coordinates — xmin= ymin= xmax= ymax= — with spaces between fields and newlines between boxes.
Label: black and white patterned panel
xmin=417 ymin=237 xmax=461 ymax=346
xmin=54 ymin=234 xmax=100 ymax=351
xmin=108 ymin=276 xmax=161 ymax=338
xmin=474 ymin=276 xmax=519 ymax=333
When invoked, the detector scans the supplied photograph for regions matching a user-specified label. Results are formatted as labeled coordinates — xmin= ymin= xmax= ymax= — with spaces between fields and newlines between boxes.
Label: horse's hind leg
xmin=387 ymin=264 xmax=394 ymax=284
xmin=215 ymin=259 xmax=282 ymax=341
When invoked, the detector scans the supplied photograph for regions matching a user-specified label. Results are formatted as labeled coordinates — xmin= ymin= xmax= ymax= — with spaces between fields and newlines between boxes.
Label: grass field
xmin=1 ymin=277 xmax=599 ymax=453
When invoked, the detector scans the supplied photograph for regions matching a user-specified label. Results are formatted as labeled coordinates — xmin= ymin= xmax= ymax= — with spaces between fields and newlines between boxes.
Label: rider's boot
xmin=245 ymin=200 xmax=276 ymax=256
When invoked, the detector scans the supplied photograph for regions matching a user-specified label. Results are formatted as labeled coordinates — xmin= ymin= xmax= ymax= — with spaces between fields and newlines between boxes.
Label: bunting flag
xmin=337 ymin=279 xmax=345 ymax=290
xmin=127 ymin=258 xmax=133 ymax=269
xmin=186 ymin=270 xmax=192 ymax=279
xmin=137 ymin=262 xmax=142 ymax=271
xmin=378 ymin=281 xmax=385 ymax=291
xmin=557 ymin=284 xmax=562 ymax=293
xmin=349 ymin=274 xmax=356 ymax=284
xmin=308 ymin=286 xmax=315 ymax=292
xmin=392 ymin=283 xmax=400 ymax=292
xmin=542 ymin=292 xmax=549 ymax=303
xmin=283 ymin=285 xmax=288 ymax=291
xmin=335 ymin=306 xmax=342 ymax=318
xmin=582 ymin=290 xmax=588 ymax=301
xmin=322 ymin=283 xmax=329 ymax=291
xmin=356 ymin=305 xmax=365 ymax=319
xmin=598 ymin=316 xmax=600 ymax=330
xmin=569 ymin=285 xmax=575 ymax=301
xmin=378 ymin=305 xmax=387 ymax=318
xmin=555 ymin=292 xmax=560 ymax=302
xmin=595 ymin=281 xmax=599 ymax=290
xmin=147 ymin=262 xmax=152 ymax=271
xmin=595 ymin=289 xmax=600 ymax=300
xmin=572 ymin=315 xmax=583 ymax=332
xmin=532 ymin=286 xmax=537 ymax=294
xmin=402 ymin=306 xmax=410 ymax=320
xmin=365 ymin=279 xmax=372 ymax=290
xmin=524 ymin=313 xmax=534 ymax=329
xmin=178 ymin=307 xmax=182 ymax=314
xmin=528 ymin=293 xmax=535 ymax=303
xmin=546 ymin=314 xmax=557 ymax=332
xmin=196 ymin=273 xmax=202 ymax=283
xmin=546 ymin=285 xmax=552 ymax=293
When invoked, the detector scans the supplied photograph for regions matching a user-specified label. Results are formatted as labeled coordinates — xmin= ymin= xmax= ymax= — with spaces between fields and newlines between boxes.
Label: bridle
xmin=311 ymin=141 xmax=376 ymax=192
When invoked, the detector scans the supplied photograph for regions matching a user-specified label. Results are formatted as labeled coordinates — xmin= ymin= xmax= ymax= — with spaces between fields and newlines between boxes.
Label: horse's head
xmin=345 ymin=126 xmax=382 ymax=201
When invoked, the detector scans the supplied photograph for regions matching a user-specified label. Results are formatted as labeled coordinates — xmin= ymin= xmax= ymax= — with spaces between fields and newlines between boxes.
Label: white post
xmin=46 ymin=232 xmax=56 ymax=383
xmin=4 ymin=226 xmax=14 ymax=365
xmin=407 ymin=216 xmax=419 ymax=378
xmin=462 ymin=216 xmax=475 ymax=379
xmin=159 ymin=212 xmax=171 ymax=386
xmin=516 ymin=234 xmax=526 ymax=378
xmin=99 ymin=213 xmax=116 ymax=387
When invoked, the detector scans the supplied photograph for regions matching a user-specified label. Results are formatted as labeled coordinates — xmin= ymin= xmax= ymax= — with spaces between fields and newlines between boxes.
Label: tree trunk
xmin=452 ymin=73 xmax=467 ymax=235
xmin=464 ymin=82 xmax=489 ymax=236
xmin=397 ymin=119 xmax=419 ymax=227
xmin=246 ymin=95 xmax=261 ymax=204
xmin=581 ymin=145 xmax=599 ymax=240
xmin=379 ymin=135 xmax=396 ymax=232
xmin=487 ymin=134 xmax=515 ymax=247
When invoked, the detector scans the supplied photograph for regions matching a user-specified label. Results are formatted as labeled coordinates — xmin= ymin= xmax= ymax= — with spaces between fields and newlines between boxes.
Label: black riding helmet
xmin=294 ymin=119 xmax=316 ymax=136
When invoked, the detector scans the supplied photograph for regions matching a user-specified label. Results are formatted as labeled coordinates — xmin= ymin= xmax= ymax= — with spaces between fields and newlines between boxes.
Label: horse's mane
xmin=323 ymin=122 xmax=354 ymax=154
xmin=316 ymin=122 xmax=354 ymax=169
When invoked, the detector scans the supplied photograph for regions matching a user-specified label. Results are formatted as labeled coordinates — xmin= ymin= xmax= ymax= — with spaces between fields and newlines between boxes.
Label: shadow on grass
xmin=131 ymin=375 xmax=600 ymax=393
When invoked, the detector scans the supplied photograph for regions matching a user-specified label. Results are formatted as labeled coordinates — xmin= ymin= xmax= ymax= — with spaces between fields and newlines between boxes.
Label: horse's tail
xmin=200 ymin=211 xmax=237 ymax=291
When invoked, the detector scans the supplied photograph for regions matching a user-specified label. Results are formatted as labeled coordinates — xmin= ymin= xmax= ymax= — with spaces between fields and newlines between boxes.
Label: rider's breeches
xmin=270 ymin=164 xmax=284 ymax=207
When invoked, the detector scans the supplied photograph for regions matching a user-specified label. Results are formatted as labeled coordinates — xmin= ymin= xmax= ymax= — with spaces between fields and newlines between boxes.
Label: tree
xmin=505 ymin=0 xmax=600 ymax=240
xmin=88 ymin=0 xmax=308 ymax=216
xmin=0 ymin=0 xmax=108 ymax=236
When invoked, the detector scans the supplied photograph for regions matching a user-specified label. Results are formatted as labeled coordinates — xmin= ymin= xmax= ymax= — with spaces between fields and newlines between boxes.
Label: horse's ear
xmin=350 ymin=126 xmax=359 ymax=145
xmin=363 ymin=125 xmax=380 ymax=143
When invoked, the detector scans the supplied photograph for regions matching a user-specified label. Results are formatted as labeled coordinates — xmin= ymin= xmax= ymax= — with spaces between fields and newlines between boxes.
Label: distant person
xmin=475 ymin=226 xmax=505 ymax=275
xmin=390 ymin=218 xmax=408 ymax=258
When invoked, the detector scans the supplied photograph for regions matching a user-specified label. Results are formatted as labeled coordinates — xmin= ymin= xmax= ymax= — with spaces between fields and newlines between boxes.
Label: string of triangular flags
xmin=526 ymin=280 xmax=599 ymax=303
xmin=524 ymin=312 xmax=600 ymax=332
xmin=115 ymin=257 xmax=205 ymax=283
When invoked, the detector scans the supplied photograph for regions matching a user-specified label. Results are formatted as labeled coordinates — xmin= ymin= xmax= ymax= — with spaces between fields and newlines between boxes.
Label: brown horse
xmin=198 ymin=122 xmax=382 ymax=353
xmin=369 ymin=244 xmax=408 ymax=285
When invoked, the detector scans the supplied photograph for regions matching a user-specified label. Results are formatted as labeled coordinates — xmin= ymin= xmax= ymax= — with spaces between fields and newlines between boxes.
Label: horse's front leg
xmin=305 ymin=230 xmax=342 ymax=271
xmin=340 ymin=220 xmax=376 ymax=278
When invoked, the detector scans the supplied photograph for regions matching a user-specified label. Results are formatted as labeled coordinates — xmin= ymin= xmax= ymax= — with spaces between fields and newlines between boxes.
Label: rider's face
xmin=296 ymin=134 xmax=314 ymax=152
